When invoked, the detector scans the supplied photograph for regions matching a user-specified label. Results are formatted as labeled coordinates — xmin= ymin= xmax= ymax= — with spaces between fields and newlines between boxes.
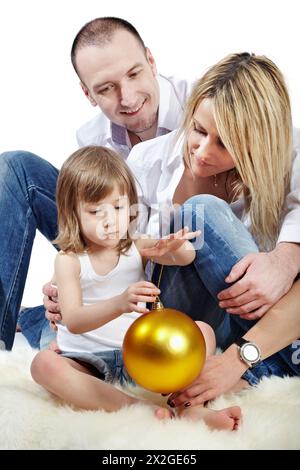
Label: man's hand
xmin=167 ymin=346 xmax=248 ymax=408
xmin=43 ymin=282 xmax=61 ymax=330
xmin=218 ymin=245 xmax=299 ymax=320
xmin=117 ymin=281 xmax=160 ymax=314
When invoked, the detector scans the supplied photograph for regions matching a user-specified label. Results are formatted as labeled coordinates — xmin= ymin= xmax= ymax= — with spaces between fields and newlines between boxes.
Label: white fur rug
xmin=1 ymin=339 xmax=300 ymax=450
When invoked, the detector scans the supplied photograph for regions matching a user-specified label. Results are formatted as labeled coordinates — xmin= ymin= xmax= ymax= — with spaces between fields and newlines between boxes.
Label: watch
xmin=235 ymin=337 xmax=262 ymax=368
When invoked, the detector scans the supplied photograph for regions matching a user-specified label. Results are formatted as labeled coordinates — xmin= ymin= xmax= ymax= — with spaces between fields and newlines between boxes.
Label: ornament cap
xmin=151 ymin=299 xmax=164 ymax=310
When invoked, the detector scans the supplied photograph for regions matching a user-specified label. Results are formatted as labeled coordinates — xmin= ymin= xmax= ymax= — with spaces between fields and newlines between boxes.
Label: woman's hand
xmin=167 ymin=346 xmax=248 ymax=408
xmin=117 ymin=281 xmax=160 ymax=314
xmin=139 ymin=227 xmax=200 ymax=258
xmin=218 ymin=246 xmax=299 ymax=320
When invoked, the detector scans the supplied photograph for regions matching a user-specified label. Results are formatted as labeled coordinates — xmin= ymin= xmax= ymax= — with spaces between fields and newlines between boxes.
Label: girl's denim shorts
xmin=60 ymin=348 xmax=135 ymax=387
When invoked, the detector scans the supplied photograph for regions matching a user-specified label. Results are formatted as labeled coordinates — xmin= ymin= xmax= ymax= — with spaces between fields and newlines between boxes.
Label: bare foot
xmin=180 ymin=405 xmax=241 ymax=431
xmin=154 ymin=406 xmax=174 ymax=420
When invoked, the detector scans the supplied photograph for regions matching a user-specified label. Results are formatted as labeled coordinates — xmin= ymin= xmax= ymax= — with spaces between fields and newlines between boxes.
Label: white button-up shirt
xmin=76 ymin=75 xmax=191 ymax=159
xmin=127 ymin=129 xmax=300 ymax=247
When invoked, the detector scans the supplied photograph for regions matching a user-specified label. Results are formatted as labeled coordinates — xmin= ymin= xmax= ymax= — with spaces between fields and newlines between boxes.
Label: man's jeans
xmin=0 ymin=151 xmax=58 ymax=350
xmin=152 ymin=195 xmax=300 ymax=383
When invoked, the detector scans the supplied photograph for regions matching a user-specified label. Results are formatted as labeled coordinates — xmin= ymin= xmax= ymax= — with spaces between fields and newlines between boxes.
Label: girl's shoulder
xmin=55 ymin=250 xmax=81 ymax=274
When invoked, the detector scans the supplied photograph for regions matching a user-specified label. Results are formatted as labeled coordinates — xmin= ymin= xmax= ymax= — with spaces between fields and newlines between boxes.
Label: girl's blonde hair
xmin=181 ymin=52 xmax=293 ymax=250
xmin=53 ymin=146 xmax=138 ymax=254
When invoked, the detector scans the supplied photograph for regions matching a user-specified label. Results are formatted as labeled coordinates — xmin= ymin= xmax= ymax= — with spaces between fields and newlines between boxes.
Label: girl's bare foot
xmin=180 ymin=405 xmax=241 ymax=431
xmin=154 ymin=406 xmax=174 ymax=420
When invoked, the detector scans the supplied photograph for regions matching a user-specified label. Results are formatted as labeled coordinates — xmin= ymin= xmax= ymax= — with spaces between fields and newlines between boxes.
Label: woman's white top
xmin=57 ymin=243 xmax=145 ymax=353
xmin=127 ymin=129 xmax=300 ymax=245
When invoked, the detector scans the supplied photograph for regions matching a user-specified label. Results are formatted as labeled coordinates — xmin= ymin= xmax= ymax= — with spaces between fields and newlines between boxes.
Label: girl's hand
xmin=139 ymin=227 xmax=201 ymax=258
xmin=117 ymin=281 xmax=160 ymax=314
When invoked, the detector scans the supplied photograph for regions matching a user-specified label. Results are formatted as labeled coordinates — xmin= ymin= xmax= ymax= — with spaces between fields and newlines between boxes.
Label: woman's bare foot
xmin=180 ymin=405 xmax=241 ymax=431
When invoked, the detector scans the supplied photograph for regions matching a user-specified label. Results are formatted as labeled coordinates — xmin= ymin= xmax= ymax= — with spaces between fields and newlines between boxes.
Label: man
xmin=73 ymin=18 xmax=189 ymax=154
xmin=0 ymin=17 xmax=190 ymax=350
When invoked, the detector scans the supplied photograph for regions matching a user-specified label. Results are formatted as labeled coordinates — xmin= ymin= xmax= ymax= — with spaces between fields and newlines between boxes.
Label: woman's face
xmin=187 ymin=98 xmax=235 ymax=177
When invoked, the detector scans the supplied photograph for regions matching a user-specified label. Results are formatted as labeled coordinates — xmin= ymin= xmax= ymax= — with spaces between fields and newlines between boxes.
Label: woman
xmin=127 ymin=52 xmax=300 ymax=404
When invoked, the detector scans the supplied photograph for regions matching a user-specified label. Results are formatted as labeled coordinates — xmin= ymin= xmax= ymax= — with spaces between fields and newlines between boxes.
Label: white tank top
xmin=57 ymin=242 xmax=145 ymax=353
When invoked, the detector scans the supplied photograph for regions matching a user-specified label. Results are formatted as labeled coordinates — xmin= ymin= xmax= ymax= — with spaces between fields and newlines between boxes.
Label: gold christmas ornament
xmin=123 ymin=301 xmax=206 ymax=394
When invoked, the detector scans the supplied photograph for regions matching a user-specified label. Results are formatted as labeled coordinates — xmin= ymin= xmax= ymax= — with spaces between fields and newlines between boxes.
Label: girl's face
xmin=78 ymin=187 xmax=130 ymax=249
xmin=187 ymin=98 xmax=235 ymax=177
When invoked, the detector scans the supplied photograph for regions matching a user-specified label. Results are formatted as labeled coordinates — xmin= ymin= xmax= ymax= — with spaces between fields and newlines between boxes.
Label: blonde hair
xmin=53 ymin=146 xmax=138 ymax=254
xmin=181 ymin=53 xmax=293 ymax=250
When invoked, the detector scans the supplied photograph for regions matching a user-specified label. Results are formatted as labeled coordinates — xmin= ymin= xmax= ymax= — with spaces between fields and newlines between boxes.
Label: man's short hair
xmin=71 ymin=17 xmax=146 ymax=77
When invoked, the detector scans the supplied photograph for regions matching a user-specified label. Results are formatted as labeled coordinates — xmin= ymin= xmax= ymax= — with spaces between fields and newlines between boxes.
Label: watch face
xmin=243 ymin=343 xmax=260 ymax=362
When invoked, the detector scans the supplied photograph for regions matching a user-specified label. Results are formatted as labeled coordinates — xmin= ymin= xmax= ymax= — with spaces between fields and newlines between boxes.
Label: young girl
xmin=31 ymin=146 xmax=241 ymax=431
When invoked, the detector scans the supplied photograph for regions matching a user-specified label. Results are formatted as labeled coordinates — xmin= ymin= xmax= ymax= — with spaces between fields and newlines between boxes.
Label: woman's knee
xmin=184 ymin=194 xmax=230 ymax=214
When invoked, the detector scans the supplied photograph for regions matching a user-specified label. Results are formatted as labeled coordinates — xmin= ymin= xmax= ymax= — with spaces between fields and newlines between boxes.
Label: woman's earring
xmin=214 ymin=174 xmax=218 ymax=187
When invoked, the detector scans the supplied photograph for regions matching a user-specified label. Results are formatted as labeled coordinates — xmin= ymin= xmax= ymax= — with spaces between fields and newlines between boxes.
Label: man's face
xmin=76 ymin=30 xmax=160 ymax=135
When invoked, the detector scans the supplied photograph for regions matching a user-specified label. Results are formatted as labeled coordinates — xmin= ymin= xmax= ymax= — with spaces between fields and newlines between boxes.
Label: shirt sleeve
xmin=127 ymin=141 xmax=163 ymax=237
xmin=76 ymin=129 xmax=84 ymax=148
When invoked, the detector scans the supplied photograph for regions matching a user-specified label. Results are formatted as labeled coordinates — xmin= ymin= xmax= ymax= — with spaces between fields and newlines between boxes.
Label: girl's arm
xmin=136 ymin=227 xmax=201 ymax=266
xmin=55 ymin=252 xmax=122 ymax=334
xmin=55 ymin=252 xmax=159 ymax=334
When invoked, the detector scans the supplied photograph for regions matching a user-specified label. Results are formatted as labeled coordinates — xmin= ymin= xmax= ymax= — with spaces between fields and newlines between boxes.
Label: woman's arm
xmin=236 ymin=276 xmax=300 ymax=357
xmin=168 ymin=278 xmax=300 ymax=407
xmin=55 ymin=253 xmax=159 ymax=334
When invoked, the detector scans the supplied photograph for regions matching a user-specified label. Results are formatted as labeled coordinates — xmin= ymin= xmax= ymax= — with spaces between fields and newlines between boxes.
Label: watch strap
xmin=235 ymin=337 xmax=248 ymax=347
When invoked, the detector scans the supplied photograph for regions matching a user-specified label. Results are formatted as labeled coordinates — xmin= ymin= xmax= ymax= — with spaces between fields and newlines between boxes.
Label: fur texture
xmin=0 ymin=340 xmax=299 ymax=450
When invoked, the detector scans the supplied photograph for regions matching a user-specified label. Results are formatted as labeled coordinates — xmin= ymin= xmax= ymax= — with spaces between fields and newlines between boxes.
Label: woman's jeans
xmin=0 ymin=151 xmax=58 ymax=350
xmin=151 ymin=195 xmax=300 ymax=384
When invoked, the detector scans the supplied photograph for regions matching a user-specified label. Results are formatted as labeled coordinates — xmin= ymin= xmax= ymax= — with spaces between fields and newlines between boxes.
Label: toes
xmin=155 ymin=407 xmax=173 ymax=420
xmin=229 ymin=406 xmax=242 ymax=420
xmin=229 ymin=406 xmax=242 ymax=431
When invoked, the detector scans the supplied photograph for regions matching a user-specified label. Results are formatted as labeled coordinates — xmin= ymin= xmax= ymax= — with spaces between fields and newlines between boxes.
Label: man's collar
xmin=111 ymin=122 xmax=128 ymax=146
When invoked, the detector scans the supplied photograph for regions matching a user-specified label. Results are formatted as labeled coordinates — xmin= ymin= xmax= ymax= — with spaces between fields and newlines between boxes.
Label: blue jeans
xmin=152 ymin=195 xmax=300 ymax=384
xmin=0 ymin=151 xmax=58 ymax=350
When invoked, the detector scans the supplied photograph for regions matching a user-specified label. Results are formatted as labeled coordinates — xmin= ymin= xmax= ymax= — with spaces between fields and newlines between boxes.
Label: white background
xmin=1 ymin=0 xmax=299 ymax=306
